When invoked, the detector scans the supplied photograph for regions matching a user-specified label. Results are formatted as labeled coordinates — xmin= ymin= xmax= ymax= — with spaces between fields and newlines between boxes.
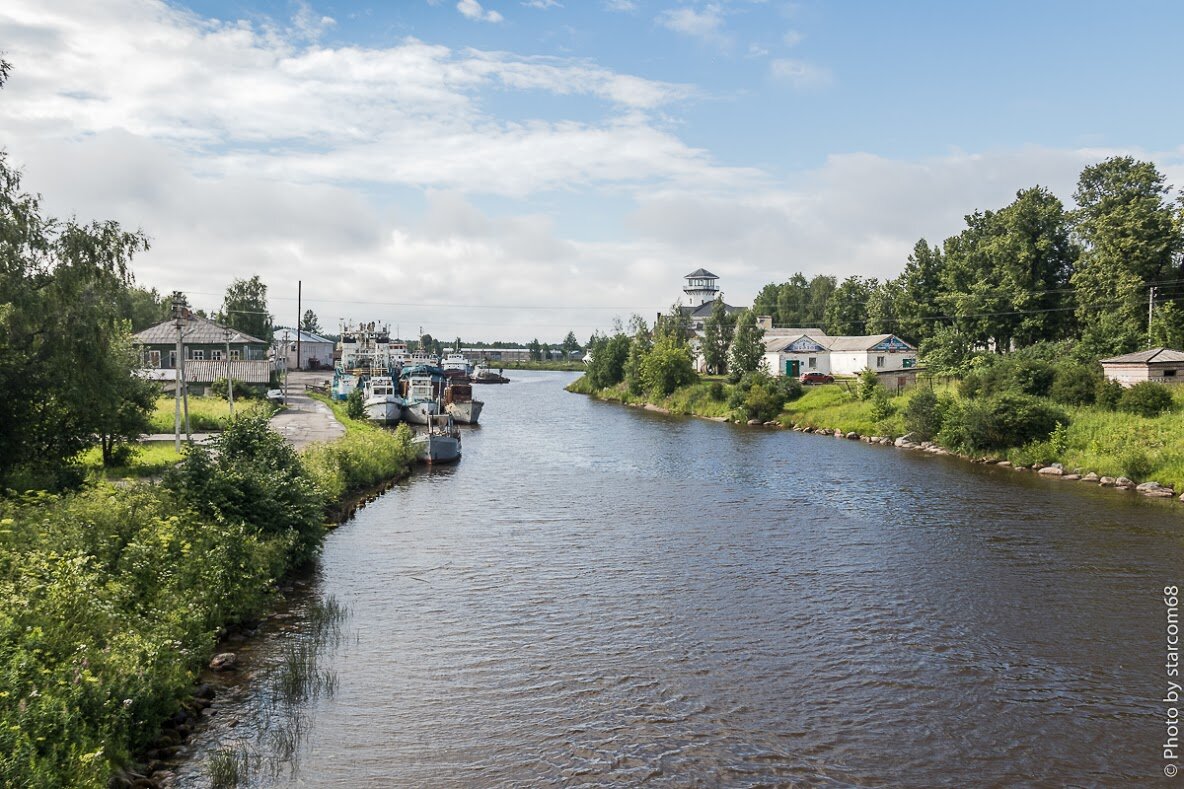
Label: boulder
xmin=1144 ymin=488 xmax=1175 ymax=498
xmin=1081 ymin=472 xmax=1099 ymax=482
xmin=1038 ymin=466 xmax=1064 ymax=476
xmin=1136 ymin=481 xmax=1163 ymax=492
xmin=1062 ymin=474 xmax=1081 ymax=481
xmin=208 ymin=652 xmax=237 ymax=672
xmin=1115 ymin=476 xmax=1134 ymax=487
xmin=1098 ymin=476 xmax=1116 ymax=486
xmin=747 ymin=419 xmax=762 ymax=426
xmin=845 ymin=431 xmax=859 ymax=440
xmin=894 ymin=436 xmax=911 ymax=448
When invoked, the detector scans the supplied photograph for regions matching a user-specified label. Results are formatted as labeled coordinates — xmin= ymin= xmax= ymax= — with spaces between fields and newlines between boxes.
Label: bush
xmin=346 ymin=387 xmax=366 ymax=420
xmin=941 ymin=393 xmax=1067 ymax=452
xmin=856 ymin=367 xmax=882 ymax=401
xmin=708 ymin=381 xmax=725 ymax=401
xmin=1050 ymin=362 xmax=1101 ymax=406
xmin=728 ymin=371 xmax=787 ymax=422
xmin=869 ymin=390 xmax=895 ymax=422
xmin=1096 ymin=378 xmax=1123 ymax=410
xmin=209 ymin=378 xmax=265 ymax=400
xmin=904 ymin=388 xmax=944 ymax=441
xmin=777 ymin=376 xmax=804 ymax=402
xmin=1121 ymin=449 xmax=1154 ymax=481
xmin=639 ymin=338 xmax=697 ymax=397
xmin=1118 ymin=382 xmax=1174 ymax=417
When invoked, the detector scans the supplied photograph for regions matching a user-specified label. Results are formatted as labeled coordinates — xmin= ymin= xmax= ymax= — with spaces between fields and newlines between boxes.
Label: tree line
xmin=749 ymin=156 xmax=1183 ymax=368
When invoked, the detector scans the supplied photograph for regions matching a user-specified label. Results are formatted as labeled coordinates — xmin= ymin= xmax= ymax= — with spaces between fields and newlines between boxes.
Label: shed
xmin=1099 ymin=347 xmax=1184 ymax=387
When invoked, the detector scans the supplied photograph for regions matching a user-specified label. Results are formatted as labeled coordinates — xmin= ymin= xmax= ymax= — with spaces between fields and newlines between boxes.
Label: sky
xmin=2 ymin=0 xmax=1182 ymax=342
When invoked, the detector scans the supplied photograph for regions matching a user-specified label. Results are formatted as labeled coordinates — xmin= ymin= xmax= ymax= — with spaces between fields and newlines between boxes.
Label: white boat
xmin=412 ymin=417 xmax=461 ymax=464
xmin=441 ymin=352 xmax=473 ymax=376
xmin=362 ymin=375 xmax=402 ymax=424
xmin=399 ymin=365 xmax=445 ymax=425
xmin=444 ymin=380 xmax=483 ymax=424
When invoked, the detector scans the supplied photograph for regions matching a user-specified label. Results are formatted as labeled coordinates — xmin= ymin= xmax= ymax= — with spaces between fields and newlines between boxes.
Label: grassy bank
xmin=0 ymin=411 xmax=415 ymax=786
xmin=569 ymin=373 xmax=1184 ymax=492
xmin=147 ymin=395 xmax=276 ymax=433
xmin=493 ymin=359 xmax=585 ymax=371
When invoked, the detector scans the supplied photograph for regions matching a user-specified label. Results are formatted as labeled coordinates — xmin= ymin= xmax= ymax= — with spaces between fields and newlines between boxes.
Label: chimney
xmin=757 ymin=315 xmax=773 ymax=330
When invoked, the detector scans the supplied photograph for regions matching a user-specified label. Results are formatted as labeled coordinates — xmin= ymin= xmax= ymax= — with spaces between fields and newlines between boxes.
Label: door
xmin=785 ymin=359 xmax=800 ymax=377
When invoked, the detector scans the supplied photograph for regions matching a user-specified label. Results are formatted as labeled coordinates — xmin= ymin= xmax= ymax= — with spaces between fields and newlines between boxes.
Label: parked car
xmin=800 ymin=372 xmax=834 ymax=384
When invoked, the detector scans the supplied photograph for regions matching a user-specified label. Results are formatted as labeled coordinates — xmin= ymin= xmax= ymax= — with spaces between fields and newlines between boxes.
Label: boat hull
xmin=402 ymin=401 xmax=438 ymax=425
xmin=445 ymin=399 xmax=483 ymax=425
xmin=364 ymin=397 xmax=402 ymax=424
xmin=413 ymin=433 xmax=461 ymax=464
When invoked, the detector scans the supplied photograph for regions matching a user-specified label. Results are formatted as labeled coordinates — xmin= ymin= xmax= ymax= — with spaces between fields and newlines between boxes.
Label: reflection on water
xmin=179 ymin=371 xmax=1184 ymax=786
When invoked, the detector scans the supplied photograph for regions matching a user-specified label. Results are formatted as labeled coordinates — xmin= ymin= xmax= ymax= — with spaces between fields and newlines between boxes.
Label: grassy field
xmin=495 ymin=359 xmax=585 ymax=371
xmin=147 ymin=395 xmax=275 ymax=432
xmin=78 ymin=441 xmax=184 ymax=481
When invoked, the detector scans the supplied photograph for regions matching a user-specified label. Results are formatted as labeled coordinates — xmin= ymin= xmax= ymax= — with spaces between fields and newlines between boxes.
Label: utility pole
xmin=1148 ymin=285 xmax=1157 ymax=340
xmin=224 ymin=325 xmax=235 ymax=417
xmin=173 ymin=295 xmax=184 ymax=452
xmin=296 ymin=280 xmax=302 ymax=373
xmin=282 ymin=329 xmax=290 ymax=405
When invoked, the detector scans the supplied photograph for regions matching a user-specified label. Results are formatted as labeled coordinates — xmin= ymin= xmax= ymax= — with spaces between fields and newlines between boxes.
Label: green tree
xmin=865 ymin=279 xmax=904 ymax=335
xmin=562 ymin=330 xmax=581 ymax=357
xmin=728 ymin=309 xmax=766 ymax=380
xmin=894 ymin=239 xmax=945 ymax=344
xmin=806 ymin=275 xmax=837 ymax=325
xmin=702 ymin=297 xmax=737 ymax=375
xmin=640 ymin=335 xmax=697 ymax=396
xmin=825 ymin=276 xmax=876 ymax=335
xmin=623 ymin=318 xmax=653 ymax=394
xmin=120 ymin=286 xmax=171 ymax=331
xmin=0 ymin=154 xmax=153 ymax=487
xmin=585 ymin=331 xmax=630 ymax=388
xmin=528 ymin=338 xmax=542 ymax=361
xmin=300 ymin=309 xmax=322 ymax=334
xmin=1071 ymin=156 xmax=1183 ymax=354
xmin=220 ymin=275 xmax=273 ymax=341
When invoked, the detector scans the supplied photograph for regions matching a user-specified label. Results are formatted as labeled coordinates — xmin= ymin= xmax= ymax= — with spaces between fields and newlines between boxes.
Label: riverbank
xmin=0 ymin=407 xmax=416 ymax=787
xmin=567 ymin=374 xmax=1184 ymax=501
xmin=496 ymin=359 xmax=585 ymax=371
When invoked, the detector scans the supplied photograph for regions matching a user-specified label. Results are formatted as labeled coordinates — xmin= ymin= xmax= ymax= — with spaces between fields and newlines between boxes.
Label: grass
xmin=302 ymin=395 xmax=417 ymax=501
xmin=494 ymin=359 xmax=585 ymax=371
xmin=146 ymin=396 xmax=276 ymax=432
xmin=567 ymin=377 xmax=734 ymax=418
xmin=208 ymin=747 xmax=252 ymax=789
xmin=78 ymin=441 xmax=183 ymax=480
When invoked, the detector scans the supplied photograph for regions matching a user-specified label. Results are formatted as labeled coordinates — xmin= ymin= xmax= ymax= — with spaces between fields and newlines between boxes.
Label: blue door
xmin=786 ymin=359 xmax=800 ymax=377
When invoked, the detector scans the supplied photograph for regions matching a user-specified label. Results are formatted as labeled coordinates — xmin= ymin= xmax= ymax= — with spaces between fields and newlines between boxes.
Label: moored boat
xmin=412 ymin=417 xmax=461 ymax=464
xmin=441 ymin=352 xmax=473 ymax=376
xmin=399 ymin=364 xmax=446 ymax=424
xmin=362 ymin=375 xmax=403 ymax=424
xmin=471 ymin=364 xmax=510 ymax=384
xmin=444 ymin=380 xmax=484 ymax=424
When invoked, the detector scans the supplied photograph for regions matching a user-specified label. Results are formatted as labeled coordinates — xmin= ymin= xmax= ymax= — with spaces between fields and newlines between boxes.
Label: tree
xmin=702 ymin=296 xmax=736 ymax=374
xmin=866 ymin=279 xmax=905 ymax=335
xmin=94 ymin=335 xmax=159 ymax=466
xmin=221 ymin=275 xmax=273 ymax=341
xmin=623 ymin=317 xmax=653 ymax=394
xmin=1071 ymin=157 xmax=1183 ymax=354
xmin=806 ymin=275 xmax=837 ymax=325
xmin=894 ymin=239 xmax=944 ymax=344
xmin=0 ymin=153 xmax=153 ymax=486
xmin=728 ymin=309 xmax=766 ymax=380
xmin=825 ymin=276 xmax=876 ymax=335
xmin=120 ymin=286 xmax=171 ymax=332
xmin=528 ymin=338 xmax=542 ymax=361
xmin=562 ymin=330 xmax=581 ymax=357
xmin=585 ymin=331 xmax=630 ymax=388
xmin=300 ymin=309 xmax=322 ymax=334
xmin=640 ymin=335 xmax=697 ymax=396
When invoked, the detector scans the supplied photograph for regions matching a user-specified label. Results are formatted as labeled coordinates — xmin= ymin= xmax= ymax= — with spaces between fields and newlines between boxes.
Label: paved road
xmin=268 ymin=371 xmax=345 ymax=449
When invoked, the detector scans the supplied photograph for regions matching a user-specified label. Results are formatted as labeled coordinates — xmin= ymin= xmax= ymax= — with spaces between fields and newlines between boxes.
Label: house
xmin=1100 ymin=347 xmax=1184 ymax=387
xmin=675 ymin=269 xmax=744 ymax=334
xmin=761 ymin=327 xmax=918 ymax=378
xmin=133 ymin=314 xmax=272 ymax=392
xmin=274 ymin=327 xmax=335 ymax=370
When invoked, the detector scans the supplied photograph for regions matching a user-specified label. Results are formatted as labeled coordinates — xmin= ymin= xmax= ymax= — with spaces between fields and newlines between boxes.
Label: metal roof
xmin=134 ymin=315 xmax=267 ymax=346
xmin=1100 ymin=347 xmax=1184 ymax=364
xmin=274 ymin=327 xmax=334 ymax=344
xmin=683 ymin=268 xmax=718 ymax=279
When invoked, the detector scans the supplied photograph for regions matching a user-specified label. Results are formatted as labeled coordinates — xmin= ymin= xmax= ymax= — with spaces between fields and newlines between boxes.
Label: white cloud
xmin=457 ymin=0 xmax=504 ymax=23
xmin=522 ymin=0 xmax=561 ymax=8
xmin=604 ymin=0 xmax=637 ymax=11
xmin=658 ymin=4 xmax=728 ymax=45
xmin=782 ymin=29 xmax=802 ymax=46
xmin=769 ymin=57 xmax=831 ymax=89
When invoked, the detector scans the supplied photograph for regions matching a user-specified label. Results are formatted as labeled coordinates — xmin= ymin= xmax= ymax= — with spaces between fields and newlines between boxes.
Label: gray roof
xmin=274 ymin=327 xmax=333 ymax=344
xmin=826 ymin=334 xmax=911 ymax=351
xmin=760 ymin=332 xmax=917 ymax=352
xmin=134 ymin=314 xmax=267 ymax=346
xmin=684 ymin=268 xmax=718 ymax=279
xmin=764 ymin=327 xmax=829 ymax=338
xmin=679 ymin=300 xmax=741 ymax=318
xmin=1100 ymin=347 xmax=1184 ymax=364
xmin=763 ymin=334 xmax=827 ymax=352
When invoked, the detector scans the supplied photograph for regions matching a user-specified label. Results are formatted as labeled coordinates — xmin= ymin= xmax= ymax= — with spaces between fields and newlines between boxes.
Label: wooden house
xmin=1100 ymin=348 xmax=1184 ymax=387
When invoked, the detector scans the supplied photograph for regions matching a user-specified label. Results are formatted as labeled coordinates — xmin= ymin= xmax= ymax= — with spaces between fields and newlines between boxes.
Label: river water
xmin=180 ymin=371 xmax=1183 ymax=787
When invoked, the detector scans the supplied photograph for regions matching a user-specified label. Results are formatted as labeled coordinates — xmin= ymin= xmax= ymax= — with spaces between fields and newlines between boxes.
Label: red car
xmin=800 ymin=372 xmax=834 ymax=384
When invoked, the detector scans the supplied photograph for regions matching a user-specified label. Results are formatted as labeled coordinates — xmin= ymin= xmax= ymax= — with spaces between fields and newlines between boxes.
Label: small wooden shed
xmin=1099 ymin=347 xmax=1184 ymax=387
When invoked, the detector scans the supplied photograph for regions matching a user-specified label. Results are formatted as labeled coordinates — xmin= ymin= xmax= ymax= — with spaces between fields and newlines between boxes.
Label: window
xmin=191 ymin=350 xmax=205 ymax=361
xmin=211 ymin=349 xmax=224 ymax=361
xmin=876 ymin=356 xmax=885 ymax=368
xmin=229 ymin=350 xmax=240 ymax=361
xmin=808 ymin=357 xmax=817 ymax=369
xmin=1165 ymin=369 xmax=1177 ymax=377
xmin=168 ymin=350 xmax=177 ymax=368
xmin=148 ymin=350 xmax=161 ymax=368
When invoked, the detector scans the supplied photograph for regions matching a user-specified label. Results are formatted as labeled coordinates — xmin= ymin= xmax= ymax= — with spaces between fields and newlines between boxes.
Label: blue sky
xmin=1 ymin=0 xmax=1181 ymax=340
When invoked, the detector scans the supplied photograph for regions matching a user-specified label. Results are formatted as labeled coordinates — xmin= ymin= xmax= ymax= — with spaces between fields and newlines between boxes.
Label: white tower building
xmin=683 ymin=268 xmax=720 ymax=306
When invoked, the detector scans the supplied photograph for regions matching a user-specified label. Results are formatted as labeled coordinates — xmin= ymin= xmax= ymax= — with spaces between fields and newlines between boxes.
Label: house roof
xmin=826 ymin=334 xmax=912 ymax=351
xmin=679 ymin=300 xmax=741 ymax=318
xmin=1100 ymin=347 xmax=1184 ymax=364
xmin=274 ymin=327 xmax=333 ymax=344
xmin=763 ymin=334 xmax=827 ymax=352
xmin=134 ymin=314 xmax=267 ymax=346
xmin=764 ymin=327 xmax=829 ymax=338
xmin=684 ymin=268 xmax=718 ymax=279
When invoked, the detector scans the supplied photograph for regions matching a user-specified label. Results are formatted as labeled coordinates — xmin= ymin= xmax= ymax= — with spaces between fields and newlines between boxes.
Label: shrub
xmin=777 ymin=376 xmax=804 ymax=402
xmin=209 ymin=378 xmax=265 ymax=400
xmin=1003 ymin=358 xmax=1055 ymax=397
xmin=346 ymin=387 xmax=365 ymax=420
xmin=1096 ymin=378 xmax=1123 ymax=410
xmin=1050 ymin=362 xmax=1101 ymax=406
xmin=870 ymin=390 xmax=895 ymax=422
xmin=904 ymin=388 xmax=944 ymax=441
xmin=941 ymin=393 xmax=1067 ymax=452
xmin=1121 ymin=449 xmax=1154 ymax=481
xmin=958 ymin=371 xmax=984 ymax=399
xmin=708 ymin=381 xmax=725 ymax=401
xmin=728 ymin=371 xmax=787 ymax=421
xmin=856 ymin=367 xmax=882 ymax=401
xmin=639 ymin=337 xmax=697 ymax=397
xmin=1118 ymin=382 xmax=1174 ymax=417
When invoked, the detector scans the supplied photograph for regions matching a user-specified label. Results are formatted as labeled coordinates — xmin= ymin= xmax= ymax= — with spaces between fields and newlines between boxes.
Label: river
xmin=177 ymin=370 xmax=1183 ymax=787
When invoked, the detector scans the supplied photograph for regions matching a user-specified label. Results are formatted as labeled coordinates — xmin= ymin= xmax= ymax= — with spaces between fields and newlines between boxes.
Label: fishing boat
xmin=399 ymin=364 xmax=446 ymax=424
xmin=471 ymin=364 xmax=510 ymax=384
xmin=412 ymin=416 xmax=461 ymax=464
xmin=443 ymin=380 xmax=483 ymax=424
xmin=333 ymin=321 xmax=401 ymax=400
xmin=441 ymin=352 xmax=473 ymax=376
xmin=362 ymin=375 xmax=403 ymax=424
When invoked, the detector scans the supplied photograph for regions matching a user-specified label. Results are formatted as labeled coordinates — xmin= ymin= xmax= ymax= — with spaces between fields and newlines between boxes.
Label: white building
xmin=1100 ymin=347 xmax=1184 ymax=387
xmin=274 ymin=327 xmax=335 ymax=370
xmin=761 ymin=323 xmax=918 ymax=378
